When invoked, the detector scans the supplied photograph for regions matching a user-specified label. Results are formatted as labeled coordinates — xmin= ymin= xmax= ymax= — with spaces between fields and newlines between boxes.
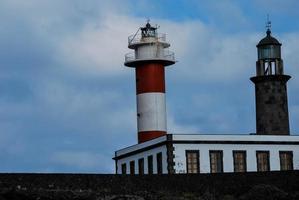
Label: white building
xmin=113 ymin=22 xmax=298 ymax=174
xmin=114 ymin=134 xmax=299 ymax=174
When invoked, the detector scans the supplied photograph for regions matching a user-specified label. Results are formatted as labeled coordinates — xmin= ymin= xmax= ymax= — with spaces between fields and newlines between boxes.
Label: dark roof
xmin=257 ymin=29 xmax=281 ymax=47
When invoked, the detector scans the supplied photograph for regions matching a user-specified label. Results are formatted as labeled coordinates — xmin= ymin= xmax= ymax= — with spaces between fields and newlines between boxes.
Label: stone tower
xmin=250 ymin=27 xmax=291 ymax=135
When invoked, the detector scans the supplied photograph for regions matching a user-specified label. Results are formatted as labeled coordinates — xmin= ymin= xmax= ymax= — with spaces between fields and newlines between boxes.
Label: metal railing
xmin=125 ymin=50 xmax=175 ymax=63
xmin=128 ymin=33 xmax=167 ymax=46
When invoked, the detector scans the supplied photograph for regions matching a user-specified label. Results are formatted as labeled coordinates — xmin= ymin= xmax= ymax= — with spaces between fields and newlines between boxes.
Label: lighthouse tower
xmin=125 ymin=22 xmax=175 ymax=143
xmin=250 ymin=22 xmax=291 ymax=135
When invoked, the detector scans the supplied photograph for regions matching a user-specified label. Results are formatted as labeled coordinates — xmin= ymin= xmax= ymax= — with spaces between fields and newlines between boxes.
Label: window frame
xmin=130 ymin=160 xmax=135 ymax=175
xmin=256 ymin=151 xmax=270 ymax=172
xmin=138 ymin=158 xmax=144 ymax=175
xmin=279 ymin=151 xmax=293 ymax=171
xmin=147 ymin=155 xmax=153 ymax=174
xmin=156 ymin=152 xmax=163 ymax=174
xmin=209 ymin=150 xmax=224 ymax=173
xmin=233 ymin=150 xmax=247 ymax=173
xmin=121 ymin=163 xmax=127 ymax=174
xmin=186 ymin=150 xmax=200 ymax=174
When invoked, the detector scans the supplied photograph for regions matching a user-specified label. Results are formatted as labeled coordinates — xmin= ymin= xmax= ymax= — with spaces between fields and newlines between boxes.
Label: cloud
xmin=51 ymin=151 xmax=112 ymax=172
xmin=0 ymin=0 xmax=299 ymax=173
xmin=144 ymin=19 xmax=258 ymax=83
xmin=167 ymin=113 xmax=200 ymax=134
xmin=290 ymin=105 xmax=299 ymax=134
xmin=283 ymin=33 xmax=299 ymax=83
xmin=58 ymin=15 xmax=141 ymax=76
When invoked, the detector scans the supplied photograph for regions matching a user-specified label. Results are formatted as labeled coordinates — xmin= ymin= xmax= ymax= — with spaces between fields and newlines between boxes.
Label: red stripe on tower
xmin=124 ymin=22 xmax=175 ymax=143
xmin=136 ymin=63 xmax=165 ymax=94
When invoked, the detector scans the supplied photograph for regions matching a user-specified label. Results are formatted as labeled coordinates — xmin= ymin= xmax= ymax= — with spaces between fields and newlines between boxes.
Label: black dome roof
xmin=257 ymin=29 xmax=281 ymax=47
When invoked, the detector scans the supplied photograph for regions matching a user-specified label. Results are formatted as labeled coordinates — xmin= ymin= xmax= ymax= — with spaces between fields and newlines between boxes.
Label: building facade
xmin=114 ymin=22 xmax=298 ymax=174
xmin=115 ymin=134 xmax=299 ymax=174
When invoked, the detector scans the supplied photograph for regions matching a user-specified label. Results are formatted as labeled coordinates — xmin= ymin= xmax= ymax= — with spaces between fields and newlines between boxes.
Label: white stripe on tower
xmin=137 ymin=92 xmax=167 ymax=133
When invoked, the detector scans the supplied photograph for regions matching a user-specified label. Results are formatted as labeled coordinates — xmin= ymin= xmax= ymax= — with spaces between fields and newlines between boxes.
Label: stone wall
xmin=0 ymin=171 xmax=299 ymax=200
xmin=250 ymin=75 xmax=291 ymax=135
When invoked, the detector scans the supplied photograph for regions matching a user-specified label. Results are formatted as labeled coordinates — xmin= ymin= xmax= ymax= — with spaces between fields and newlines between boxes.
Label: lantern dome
xmin=257 ymin=29 xmax=282 ymax=60
xmin=257 ymin=29 xmax=281 ymax=47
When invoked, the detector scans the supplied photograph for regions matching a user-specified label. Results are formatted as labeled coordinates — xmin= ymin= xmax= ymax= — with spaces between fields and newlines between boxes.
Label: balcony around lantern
xmin=124 ymin=49 xmax=175 ymax=67
xmin=128 ymin=33 xmax=170 ymax=49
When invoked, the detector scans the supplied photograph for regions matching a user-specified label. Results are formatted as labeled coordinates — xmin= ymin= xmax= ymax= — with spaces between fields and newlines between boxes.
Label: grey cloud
xmin=50 ymin=151 xmax=113 ymax=172
xmin=0 ymin=0 xmax=298 ymax=173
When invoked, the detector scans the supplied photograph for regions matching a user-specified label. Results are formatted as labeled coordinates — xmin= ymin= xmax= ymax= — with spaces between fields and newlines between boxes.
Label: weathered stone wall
xmin=251 ymin=75 xmax=291 ymax=135
xmin=1 ymin=171 xmax=299 ymax=199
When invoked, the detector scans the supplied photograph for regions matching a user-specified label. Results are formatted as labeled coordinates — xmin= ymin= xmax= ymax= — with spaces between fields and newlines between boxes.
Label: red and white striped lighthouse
xmin=124 ymin=22 xmax=175 ymax=143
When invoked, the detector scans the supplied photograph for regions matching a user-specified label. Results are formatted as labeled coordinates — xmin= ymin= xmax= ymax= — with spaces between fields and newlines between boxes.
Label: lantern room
xmin=124 ymin=22 xmax=175 ymax=67
xmin=256 ymin=28 xmax=283 ymax=76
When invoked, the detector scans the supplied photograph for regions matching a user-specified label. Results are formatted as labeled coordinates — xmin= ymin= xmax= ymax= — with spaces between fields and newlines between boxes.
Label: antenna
xmin=266 ymin=14 xmax=271 ymax=30
xmin=129 ymin=28 xmax=140 ymax=44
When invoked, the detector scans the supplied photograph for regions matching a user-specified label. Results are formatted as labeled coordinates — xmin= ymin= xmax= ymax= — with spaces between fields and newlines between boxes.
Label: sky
xmin=0 ymin=0 xmax=299 ymax=173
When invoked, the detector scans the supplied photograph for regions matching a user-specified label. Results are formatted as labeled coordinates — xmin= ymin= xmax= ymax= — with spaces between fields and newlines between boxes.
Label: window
xmin=148 ymin=155 xmax=153 ymax=174
xmin=233 ymin=151 xmax=247 ymax=172
xmin=121 ymin=163 xmax=126 ymax=174
xmin=256 ymin=151 xmax=270 ymax=172
xmin=280 ymin=151 xmax=293 ymax=171
xmin=156 ymin=152 xmax=163 ymax=174
xmin=130 ymin=161 xmax=135 ymax=175
xmin=138 ymin=158 xmax=144 ymax=175
xmin=210 ymin=151 xmax=223 ymax=173
xmin=186 ymin=150 xmax=200 ymax=174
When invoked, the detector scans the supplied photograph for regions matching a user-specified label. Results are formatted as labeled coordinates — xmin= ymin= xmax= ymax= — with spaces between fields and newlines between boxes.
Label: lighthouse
xmin=115 ymin=22 xmax=299 ymax=175
xmin=124 ymin=22 xmax=175 ymax=143
xmin=250 ymin=23 xmax=291 ymax=135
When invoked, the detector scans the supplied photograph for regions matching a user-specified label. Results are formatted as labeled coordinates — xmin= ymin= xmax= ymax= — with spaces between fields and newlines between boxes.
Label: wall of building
xmin=116 ymin=145 xmax=168 ymax=174
xmin=173 ymin=143 xmax=299 ymax=173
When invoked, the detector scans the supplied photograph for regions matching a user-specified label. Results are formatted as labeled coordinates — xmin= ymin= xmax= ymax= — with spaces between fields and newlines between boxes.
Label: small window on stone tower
xmin=121 ymin=163 xmax=126 ymax=174
xmin=130 ymin=161 xmax=135 ymax=175
xmin=279 ymin=151 xmax=293 ymax=171
xmin=138 ymin=158 xmax=144 ymax=175
xmin=148 ymin=155 xmax=153 ymax=174
xmin=210 ymin=150 xmax=223 ymax=173
xmin=156 ymin=152 xmax=163 ymax=174
xmin=256 ymin=151 xmax=270 ymax=172
xmin=233 ymin=151 xmax=247 ymax=172
xmin=186 ymin=150 xmax=200 ymax=173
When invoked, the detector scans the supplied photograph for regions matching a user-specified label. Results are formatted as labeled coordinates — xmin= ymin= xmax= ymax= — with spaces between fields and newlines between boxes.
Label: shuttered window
xmin=138 ymin=158 xmax=144 ymax=175
xmin=157 ymin=152 xmax=163 ymax=174
xmin=130 ymin=161 xmax=135 ymax=175
xmin=186 ymin=150 xmax=200 ymax=174
xmin=256 ymin=151 xmax=270 ymax=172
xmin=233 ymin=151 xmax=247 ymax=172
xmin=147 ymin=155 xmax=153 ymax=174
xmin=280 ymin=151 xmax=293 ymax=171
xmin=121 ymin=163 xmax=126 ymax=174
xmin=210 ymin=151 xmax=223 ymax=173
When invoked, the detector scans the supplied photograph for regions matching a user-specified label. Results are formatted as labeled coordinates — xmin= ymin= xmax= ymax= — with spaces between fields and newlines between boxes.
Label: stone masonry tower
xmin=124 ymin=22 xmax=175 ymax=143
xmin=250 ymin=24 xmax=291 ymax=135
